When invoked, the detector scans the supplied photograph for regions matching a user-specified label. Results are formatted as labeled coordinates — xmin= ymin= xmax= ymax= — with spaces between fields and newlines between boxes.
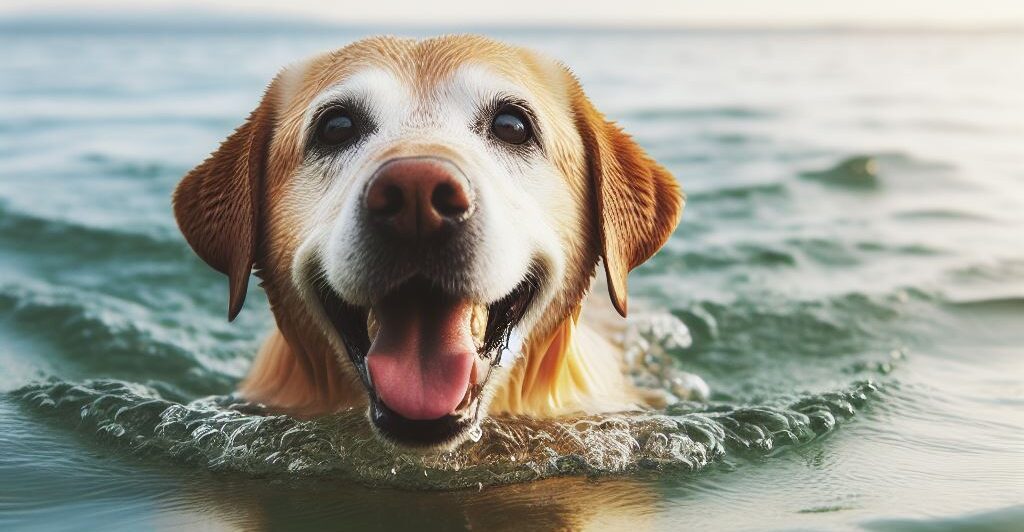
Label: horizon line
xmin=2 ymin=8 xmax=1024 ymax=33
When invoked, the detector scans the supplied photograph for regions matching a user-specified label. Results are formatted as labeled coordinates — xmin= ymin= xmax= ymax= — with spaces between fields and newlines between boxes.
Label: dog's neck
xmin=488 ymin=306 xmax=636 ymax=416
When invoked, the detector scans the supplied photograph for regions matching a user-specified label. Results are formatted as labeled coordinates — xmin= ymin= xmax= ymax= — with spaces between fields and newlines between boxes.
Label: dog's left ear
xmin=173 ymin=82 xmax=277 ymax=321
xmin=572 ymin=85 xmax=684 ymax=317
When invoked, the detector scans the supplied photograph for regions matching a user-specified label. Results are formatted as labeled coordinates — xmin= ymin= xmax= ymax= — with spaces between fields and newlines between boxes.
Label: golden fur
xmin=173 ymin=35 xmax=682 ymax=422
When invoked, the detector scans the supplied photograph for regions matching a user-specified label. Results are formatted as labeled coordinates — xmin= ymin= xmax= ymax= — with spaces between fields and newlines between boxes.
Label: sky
xmin=4 ymin=0 xmax=1024 ymax=28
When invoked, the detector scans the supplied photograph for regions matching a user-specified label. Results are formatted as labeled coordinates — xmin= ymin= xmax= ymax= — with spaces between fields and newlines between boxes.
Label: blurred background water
xmin=0 ymin=19 xmax=1022 ymax=531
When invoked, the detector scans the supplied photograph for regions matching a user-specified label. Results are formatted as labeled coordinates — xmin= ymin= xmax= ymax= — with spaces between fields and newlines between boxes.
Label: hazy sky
xmin=4 ymin=0 xmax=1024 ymax=27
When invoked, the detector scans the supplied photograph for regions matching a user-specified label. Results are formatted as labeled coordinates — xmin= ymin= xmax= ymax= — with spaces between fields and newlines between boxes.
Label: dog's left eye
xmin=491 ymin=104 xmax=533 ymax=145
xmin=315 ymin=108 xmax=360 ymax=146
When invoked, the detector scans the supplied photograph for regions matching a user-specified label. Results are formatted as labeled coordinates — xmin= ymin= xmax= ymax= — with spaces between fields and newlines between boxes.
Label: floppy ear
xmin=173 ymin=85 xmax=276 ymax=321
xmin=572 ymin=87 xmax=684 ymax=317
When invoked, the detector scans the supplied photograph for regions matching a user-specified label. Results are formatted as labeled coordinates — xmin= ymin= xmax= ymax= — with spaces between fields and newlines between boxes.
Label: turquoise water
xmin=1 ymin=26 xmax=1023 ymax=530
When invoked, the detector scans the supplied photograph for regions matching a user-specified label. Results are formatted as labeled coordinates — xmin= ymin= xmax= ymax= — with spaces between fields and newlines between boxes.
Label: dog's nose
xmin=365 ymin=157 xmax=473 ymax=240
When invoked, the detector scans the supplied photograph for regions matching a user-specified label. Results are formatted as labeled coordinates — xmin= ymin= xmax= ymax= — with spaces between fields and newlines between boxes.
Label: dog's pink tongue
xmin=366 ymin=287 xmax=475 ymax=421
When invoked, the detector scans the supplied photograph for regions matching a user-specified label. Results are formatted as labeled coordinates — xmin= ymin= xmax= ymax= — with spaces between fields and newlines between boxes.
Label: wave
xmin=863 ymin=505 xmax=1024 ymax=532
xmin=893 ymin=208 xmax=993 ymax=222
xmin=799 ymin=152 xmax=956 ymax=190
xmin=686 ymin=182 xmax=788 ymax=202
xmin=652 ymin=238 xmax=943 ymax=274
xmin=7 ymin=310 xmax=884 ymax=489
xmin=0 ymin=202 xmax=189 ymax=263
xmin=0 ymin=283 xmax=248 ymax=398
xmin=624 ymin=106 xmax=776 ymax=121
xmin=945 ymin=295 xmax=1024 ymax=313
xmin=667 ymin=290 xmax=925 ymax=391
xmin=800 ymin=155 xmax=881 ymax=189
xmin=78 ymin=152 xmax=188 ymax=180
xmin=0 ymin=115 xmax=236 ymax=134
xmin=853 ymin=241 xmax=945 ymax=256
xmin=11 ymin=378 xmax=879 ymax=489
xmin=676 ymin=244 xmax=797 ymax=270
xmin=0 ymin=202 xmax=240 ymax=323
xmin=947 ymin=259 xmax=1024 ymax=283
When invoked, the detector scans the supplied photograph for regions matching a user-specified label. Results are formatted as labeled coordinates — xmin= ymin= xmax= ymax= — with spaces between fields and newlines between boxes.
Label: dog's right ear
xmin=173 ymin=84 xmax=277 ymax=321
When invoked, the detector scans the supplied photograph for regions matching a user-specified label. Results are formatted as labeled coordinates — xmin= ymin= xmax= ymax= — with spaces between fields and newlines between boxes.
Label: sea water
xmin=1 ymin=24 xmax=1022 ymax=530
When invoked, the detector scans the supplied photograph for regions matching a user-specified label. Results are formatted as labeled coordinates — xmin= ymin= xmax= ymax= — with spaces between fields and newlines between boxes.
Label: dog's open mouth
xmin=314 ymin=271 xmax=537 ymax=448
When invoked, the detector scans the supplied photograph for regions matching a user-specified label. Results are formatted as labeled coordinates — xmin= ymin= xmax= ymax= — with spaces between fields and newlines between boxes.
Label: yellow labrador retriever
xmin=174 ymin=35 xmax=683 ymax=450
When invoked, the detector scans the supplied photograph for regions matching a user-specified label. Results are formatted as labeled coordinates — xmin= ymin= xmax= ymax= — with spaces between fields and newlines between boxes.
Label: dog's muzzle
xmin=311 ymin=155 xmax=541 ymax=449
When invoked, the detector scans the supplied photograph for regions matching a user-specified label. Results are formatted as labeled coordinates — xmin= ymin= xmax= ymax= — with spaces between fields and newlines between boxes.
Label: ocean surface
xmin=1 ymin=24 xmax=1022 ymax=531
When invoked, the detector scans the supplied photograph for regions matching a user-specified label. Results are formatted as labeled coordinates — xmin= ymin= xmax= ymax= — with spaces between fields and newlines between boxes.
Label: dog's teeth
xmin=470 ymin=304 xmax=487 ymax=346
xmin=366 ymin=310 xmax=380 ymax=340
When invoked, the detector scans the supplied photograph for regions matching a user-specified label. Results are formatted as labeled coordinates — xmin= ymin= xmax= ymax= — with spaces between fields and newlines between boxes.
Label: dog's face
xmin=174 ymin=36 xmax=681 ymax=450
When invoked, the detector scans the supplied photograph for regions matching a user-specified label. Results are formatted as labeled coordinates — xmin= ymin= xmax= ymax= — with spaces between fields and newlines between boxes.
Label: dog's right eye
xmin=315 ymin=108 xmax=359 ymax=146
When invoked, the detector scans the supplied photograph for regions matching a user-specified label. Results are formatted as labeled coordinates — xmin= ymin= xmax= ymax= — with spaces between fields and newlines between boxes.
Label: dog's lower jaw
xmin=240 ymin=302 xmax=647 ymax=426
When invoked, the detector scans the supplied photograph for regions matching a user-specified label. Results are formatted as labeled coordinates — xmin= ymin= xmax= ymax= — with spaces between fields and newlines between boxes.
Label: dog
xmin=173 ymin=35 xmax=685 ymax=451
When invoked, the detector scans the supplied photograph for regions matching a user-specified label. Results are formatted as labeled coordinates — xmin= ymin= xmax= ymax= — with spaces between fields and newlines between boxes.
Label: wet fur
xmin=174 ymin=35 xmax=682 ymax=424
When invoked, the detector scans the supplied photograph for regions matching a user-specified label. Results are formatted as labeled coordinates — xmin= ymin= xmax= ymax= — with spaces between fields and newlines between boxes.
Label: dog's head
xmin=174 ymin=36 xmax=681 ymax=450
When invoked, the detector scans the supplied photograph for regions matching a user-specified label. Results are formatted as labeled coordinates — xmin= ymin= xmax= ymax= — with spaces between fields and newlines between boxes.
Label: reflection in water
xmin=172 ymin=476 xmax=661 ymax=530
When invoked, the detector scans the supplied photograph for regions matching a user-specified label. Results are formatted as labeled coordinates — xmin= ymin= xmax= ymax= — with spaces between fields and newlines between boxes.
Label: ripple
xmin=801 ymin=155 xmax=881 ymax=189
xmin=655 ymin=237 xmax=946 ymax=275
xmin=945 ymin=295 xmax=1024 ymax=312
xmin=0 ymin=202 xmax=187 ymax=263
xmin=800 ymin=152 xmax=956 ymax=190
xmin=11 ymin=379 xmax=880 ymax=489
xmin=686 ymin=182 xmax=788 ymax=202
xmin=676 ymin=291 xmax=912 ymax=358
xmin=854 ymin=241 xmax=946 ymax=256
xmin=893 ymin=208 xmax=994 ymax=222
xmin=7 ymin=313 xmax=882 ymax=490
xmin=624 ymin=106 xmax=776 ymax=121
xmin=80 ymin=152 xmax=186 ymax=179
xmin=862 ymin=504 xmax=1024 ymax=531
xmin=947 ymin=259 xmax=1024 ymax=283
xmin=0 ymin=283 xmax=245 ymax=397
xmin=697 ymin=245 xmax=795 ymax=269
